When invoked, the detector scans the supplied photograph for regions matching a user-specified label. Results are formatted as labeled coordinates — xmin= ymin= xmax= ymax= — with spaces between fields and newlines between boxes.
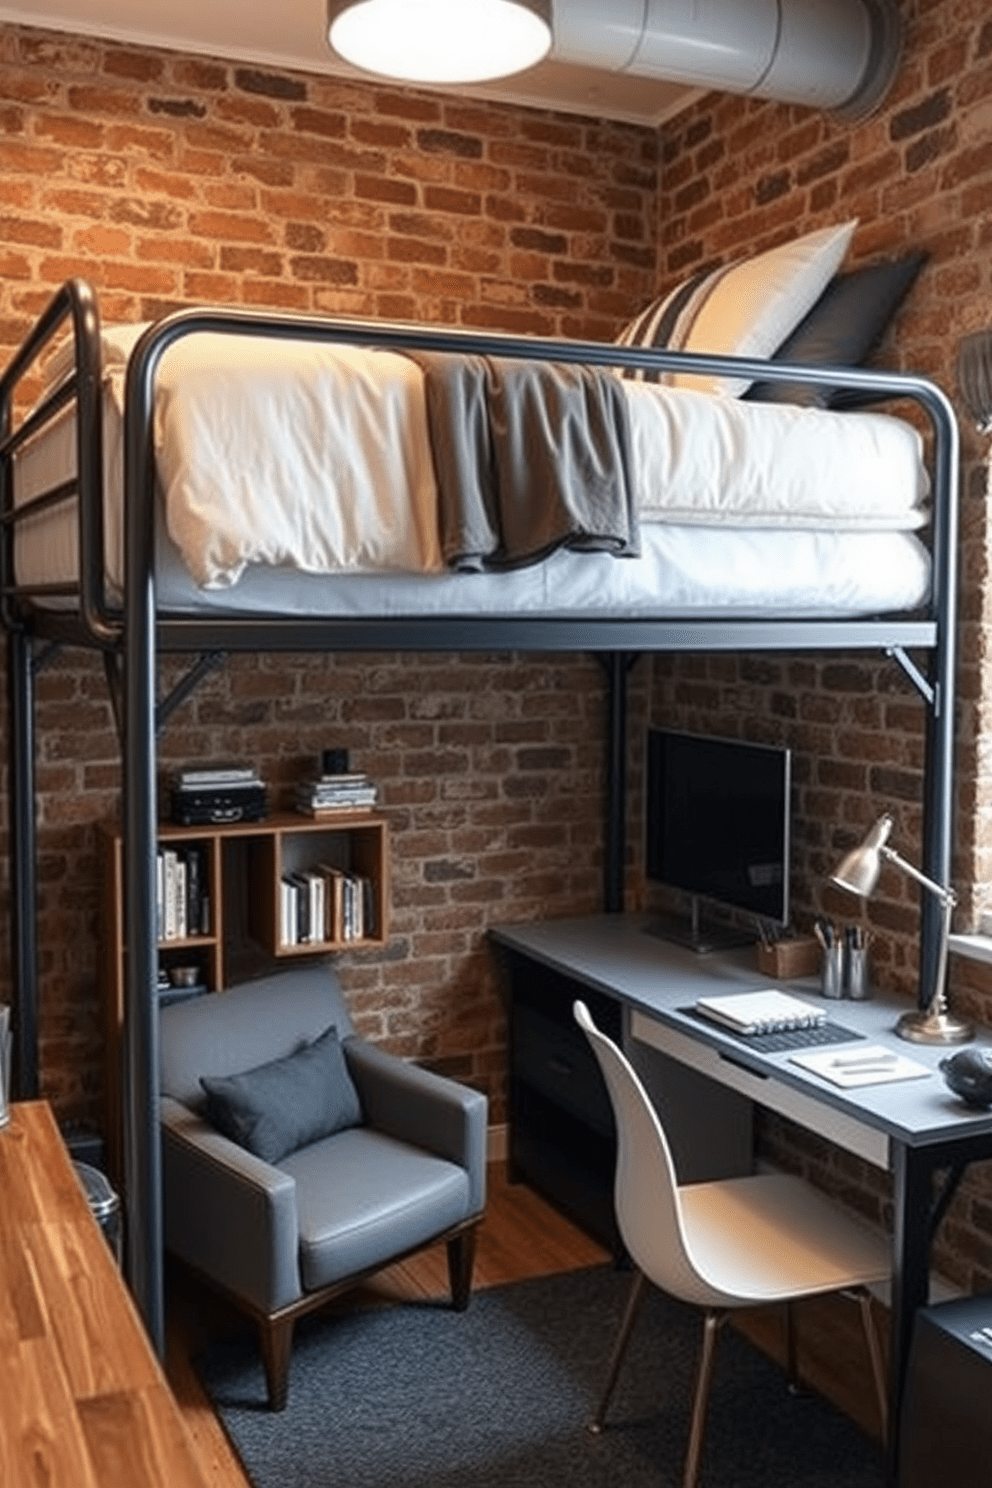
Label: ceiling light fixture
xmin=327 ymin=0 xmax=553 ymax=85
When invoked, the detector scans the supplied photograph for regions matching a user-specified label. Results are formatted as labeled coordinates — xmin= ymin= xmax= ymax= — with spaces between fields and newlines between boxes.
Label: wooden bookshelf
xmin=99 ymin=812 xmax=390 ymax=1178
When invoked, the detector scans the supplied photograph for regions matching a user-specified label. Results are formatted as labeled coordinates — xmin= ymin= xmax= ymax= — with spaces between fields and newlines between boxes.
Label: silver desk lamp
xmin=956 ymin=328 xmax=992 ymax=434
xmin=831 ymin=814 xmax=973 ymax=1045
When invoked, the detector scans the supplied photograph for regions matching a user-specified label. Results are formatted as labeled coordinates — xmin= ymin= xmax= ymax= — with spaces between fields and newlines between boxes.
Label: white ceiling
xmin=0 ymin=1 xmax=694 ymax=126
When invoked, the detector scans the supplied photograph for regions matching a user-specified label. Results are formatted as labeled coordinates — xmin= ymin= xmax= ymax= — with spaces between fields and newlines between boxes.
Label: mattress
xmin=13 ymin=325 xmax=933 ymax=618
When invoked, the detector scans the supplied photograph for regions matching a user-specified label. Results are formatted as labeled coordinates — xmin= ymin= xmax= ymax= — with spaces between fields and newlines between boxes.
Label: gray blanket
xmin=406 ymin=351 xmax=639 ymax=571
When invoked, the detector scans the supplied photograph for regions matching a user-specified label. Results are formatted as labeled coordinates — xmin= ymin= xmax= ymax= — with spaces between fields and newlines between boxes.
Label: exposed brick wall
xmin=0 ymin=25 xmax=658 ymax=365
xmin=0 ymin=22 xmax=658 ymax=1133
xmin=653 ymin=0 xmax=992 ymax=1293
xmin=2 ymin=2 xmax=992 ymax=1293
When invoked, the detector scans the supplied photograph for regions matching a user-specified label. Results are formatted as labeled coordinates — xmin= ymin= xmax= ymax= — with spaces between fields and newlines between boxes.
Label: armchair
xmin=159 ymin=963 xmax=487 ymax=1409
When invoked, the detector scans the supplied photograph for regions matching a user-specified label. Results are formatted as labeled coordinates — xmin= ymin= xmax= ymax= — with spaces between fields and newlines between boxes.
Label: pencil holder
xmin=821 ymin=942 xmax=844 ymax=1000
xmin=844 ymin=944 xmax=871 ymax=1000
xmin=755 ymin=936 xmax=820 ymax=980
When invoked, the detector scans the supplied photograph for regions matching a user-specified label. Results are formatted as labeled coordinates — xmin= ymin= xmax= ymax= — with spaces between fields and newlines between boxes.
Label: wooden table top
xmin=0 ymin=1101 xmax=209 ymax=1488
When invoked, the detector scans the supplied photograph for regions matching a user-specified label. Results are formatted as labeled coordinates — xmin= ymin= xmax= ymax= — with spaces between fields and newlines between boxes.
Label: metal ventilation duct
xmin=550 ymin=0 xmax=902 ymax=119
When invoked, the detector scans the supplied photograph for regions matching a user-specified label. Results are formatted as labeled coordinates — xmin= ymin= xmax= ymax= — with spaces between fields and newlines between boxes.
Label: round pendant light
xmin=327 ymin=0 xmax=553 ymax=85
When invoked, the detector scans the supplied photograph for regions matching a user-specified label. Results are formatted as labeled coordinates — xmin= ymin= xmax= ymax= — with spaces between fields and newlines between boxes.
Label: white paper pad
xmin=789 ymin=1044 xmax=932 ymax=1088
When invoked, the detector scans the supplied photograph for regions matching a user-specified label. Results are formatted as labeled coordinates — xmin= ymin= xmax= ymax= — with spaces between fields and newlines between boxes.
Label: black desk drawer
xmin=512 ymin=1003 xmax=615 ymax=1139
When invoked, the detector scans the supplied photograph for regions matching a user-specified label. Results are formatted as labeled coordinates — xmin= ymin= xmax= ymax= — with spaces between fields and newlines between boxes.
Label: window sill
xmin=948 ymin=932 xmax=992 ymax=967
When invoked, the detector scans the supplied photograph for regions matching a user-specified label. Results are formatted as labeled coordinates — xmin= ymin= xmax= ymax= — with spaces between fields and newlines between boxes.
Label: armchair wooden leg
xmin=260 ymin=1315 xmax=295 ymax=1412
xmin=447 ymin=1224 xmax=478 ymax=1312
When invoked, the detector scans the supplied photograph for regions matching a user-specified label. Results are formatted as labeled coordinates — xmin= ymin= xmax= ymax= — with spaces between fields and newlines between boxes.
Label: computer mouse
xmin=940 ymin=1048 xmax=992 ymax=1108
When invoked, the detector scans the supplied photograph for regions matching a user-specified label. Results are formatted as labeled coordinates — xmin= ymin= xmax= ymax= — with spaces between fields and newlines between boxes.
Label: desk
xmin=0 ymin=1101 xmax=209 ymax=1488
xmin=493 ymin=913 xmax=992 ymax=1483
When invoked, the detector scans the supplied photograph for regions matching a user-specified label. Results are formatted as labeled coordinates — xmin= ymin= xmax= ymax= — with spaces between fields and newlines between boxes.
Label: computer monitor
xmin=645 ymin=727 xmax=791 ymax=953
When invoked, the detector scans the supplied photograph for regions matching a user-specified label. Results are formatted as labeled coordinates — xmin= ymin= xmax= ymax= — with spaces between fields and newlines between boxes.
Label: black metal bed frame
xmin=0 ymin=279 xmax=960 ymax=1357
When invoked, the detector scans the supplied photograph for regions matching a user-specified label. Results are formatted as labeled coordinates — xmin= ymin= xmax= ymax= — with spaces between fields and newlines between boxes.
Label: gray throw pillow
xmin=200 ymin=1023 xmax=363 ymax=1164
xmin=743 ymin=250 xmax=927 ymax=408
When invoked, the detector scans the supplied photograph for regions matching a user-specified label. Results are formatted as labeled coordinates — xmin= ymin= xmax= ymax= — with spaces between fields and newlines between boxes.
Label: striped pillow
xmin=616 ymin=221 xmax=857 ymax=398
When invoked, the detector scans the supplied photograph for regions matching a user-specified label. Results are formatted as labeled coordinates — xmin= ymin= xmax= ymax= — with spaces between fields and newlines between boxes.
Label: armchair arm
xmin=160 ymin=1094 xmax=302 ymax=1314
xmin=344 ymin=1040 xmax=488 ymax=1216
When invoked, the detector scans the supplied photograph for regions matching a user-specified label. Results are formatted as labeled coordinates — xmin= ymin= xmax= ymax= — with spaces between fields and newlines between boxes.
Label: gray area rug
xmin=197 ymin=1265 xmax=883 ymax=1488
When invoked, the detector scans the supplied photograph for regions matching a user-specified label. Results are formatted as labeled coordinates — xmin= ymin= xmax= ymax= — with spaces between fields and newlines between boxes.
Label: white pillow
xmin=41 ymin=320 xmax=151 ymax=390
xmin=616 ymin=220 xmax=858 ymax=397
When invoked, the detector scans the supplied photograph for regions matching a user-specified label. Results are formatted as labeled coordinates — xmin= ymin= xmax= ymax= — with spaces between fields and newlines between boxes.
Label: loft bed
xmin=0 ymin=276 xmax=959 ymax=1357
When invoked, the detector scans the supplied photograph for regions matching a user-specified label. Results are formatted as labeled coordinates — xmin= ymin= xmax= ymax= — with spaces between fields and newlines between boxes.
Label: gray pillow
xmin=743 ymin=250 xmax=927 ymax=409
xmin=200 ymin=1023 xmax=363 ymax=1164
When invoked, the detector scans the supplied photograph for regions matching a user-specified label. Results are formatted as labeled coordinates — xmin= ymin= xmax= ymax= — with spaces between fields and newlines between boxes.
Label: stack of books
xmin=279 ymin=864 xmax=375 ymax=945
xmin=294 ymin=771 xmax=378 ymax=817
xmin=156 ymin=843 xmax=211 ymax=942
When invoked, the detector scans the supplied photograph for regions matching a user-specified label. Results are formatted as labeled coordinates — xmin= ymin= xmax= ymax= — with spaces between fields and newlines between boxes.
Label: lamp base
xmin=896 ymin=1006 xmax=974 ymax=1045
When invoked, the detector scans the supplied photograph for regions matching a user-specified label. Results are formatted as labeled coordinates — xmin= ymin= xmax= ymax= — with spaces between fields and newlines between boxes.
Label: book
xmin=296 ymin=800 xmax=376 ymax=818
xmin=174 ymin=765 xmax=261 ymax=788
xmin=694 ymin=989 xmax=827 ymax=1035
xmin=280 ymin=875 xmax=299 ymax=946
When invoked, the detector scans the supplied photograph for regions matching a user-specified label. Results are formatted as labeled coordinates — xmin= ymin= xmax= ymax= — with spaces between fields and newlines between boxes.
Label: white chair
xmin=573 ymin=999 xmax=890 ymax=1488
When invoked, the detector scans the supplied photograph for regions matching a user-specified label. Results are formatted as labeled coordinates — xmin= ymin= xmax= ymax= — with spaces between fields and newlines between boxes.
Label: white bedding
xmin=15 ymin=323 xmax=932 ymax=616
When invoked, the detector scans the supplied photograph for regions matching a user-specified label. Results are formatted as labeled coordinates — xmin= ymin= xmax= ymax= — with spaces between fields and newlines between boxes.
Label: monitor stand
xmin=644 ymin=895 xmax=757 ymax=956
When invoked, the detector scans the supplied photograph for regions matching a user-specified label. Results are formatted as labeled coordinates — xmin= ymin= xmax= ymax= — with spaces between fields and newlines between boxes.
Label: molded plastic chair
xmin=573 ymin=999 xmax=889 ymax=1488
xmin=159 ymin=964 xmax=487 ymax=1409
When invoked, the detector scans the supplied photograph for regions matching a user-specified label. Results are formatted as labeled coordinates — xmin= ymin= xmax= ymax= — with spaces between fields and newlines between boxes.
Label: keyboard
xmin=681 ymin=1007 xmax=865 ymax=1054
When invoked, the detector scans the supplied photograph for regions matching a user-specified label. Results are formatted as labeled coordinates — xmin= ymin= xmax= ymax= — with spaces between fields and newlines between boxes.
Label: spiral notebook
xmin=693 ymin=989 xmax=827 ymax=1036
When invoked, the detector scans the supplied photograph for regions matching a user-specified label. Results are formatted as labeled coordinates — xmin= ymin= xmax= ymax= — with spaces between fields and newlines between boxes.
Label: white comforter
xmin=27 ymin=324 xmax=929 ymax=592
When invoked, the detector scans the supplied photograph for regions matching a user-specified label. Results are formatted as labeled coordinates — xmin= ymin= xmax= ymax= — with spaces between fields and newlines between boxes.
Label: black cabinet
xmin=499 ymin=946 xmax=623 ymax=1252
xmin=899 ymin=1296 xmax=992 ymax=1488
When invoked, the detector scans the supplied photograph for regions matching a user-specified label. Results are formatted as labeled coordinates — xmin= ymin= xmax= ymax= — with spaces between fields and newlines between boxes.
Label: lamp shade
xmin=956 ymin=328 xmax=992 ymax=434
xmin=327 ymin=0 xmax=553 ymax=84
xmin=830 ymin=813 xmax=894 ymax=898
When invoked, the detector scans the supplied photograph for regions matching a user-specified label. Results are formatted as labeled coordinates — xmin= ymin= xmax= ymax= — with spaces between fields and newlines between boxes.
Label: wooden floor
xmin=164 ymin=1163 xmax=886 ymax=1487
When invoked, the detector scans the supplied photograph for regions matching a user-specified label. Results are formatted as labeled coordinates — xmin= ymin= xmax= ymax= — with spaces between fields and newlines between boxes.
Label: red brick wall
xmin=0 ymin=26 xmax=657 ymax=358
xmin=0 ymin=23 xmax=658 ymax=1133
xmin=3 ymin=3 xmax=992 ymax=1291
xmin=653 ymin=0 xmax=992 ymax=1291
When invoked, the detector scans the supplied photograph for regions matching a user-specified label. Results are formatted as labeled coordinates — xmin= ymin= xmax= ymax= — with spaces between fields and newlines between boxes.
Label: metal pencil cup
xmin=821 ymin=942 xmax=844 ymax=1000
xmin=844 ymin=943 xmax=870 ymax=1000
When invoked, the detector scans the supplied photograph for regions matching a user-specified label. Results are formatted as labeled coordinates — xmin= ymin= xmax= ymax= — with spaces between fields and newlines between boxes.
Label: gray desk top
xmin=492 ymin=913 xmax=992 ymax=1151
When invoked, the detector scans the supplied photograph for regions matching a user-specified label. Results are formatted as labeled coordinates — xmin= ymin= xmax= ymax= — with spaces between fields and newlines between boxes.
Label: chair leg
xmin=784 ymin=1299 xmax=801 ymax=1394
xmin=447 ymin=1225 xmax=478 ymax=1312
xmin=683 ymin=1309 xmax=726 ymax=1488
xmin=588 ymin=1268 xmax=648 ymax=1434
xmin=856 ymin=1288 xmax=888 ymax=1440
xmin=259 ymin=1315 xmax=295 ymax=1412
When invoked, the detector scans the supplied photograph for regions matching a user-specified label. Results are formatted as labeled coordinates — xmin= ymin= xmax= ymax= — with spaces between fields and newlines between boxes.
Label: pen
xmin=830 ymin=1052 xmax=898 ymax=1068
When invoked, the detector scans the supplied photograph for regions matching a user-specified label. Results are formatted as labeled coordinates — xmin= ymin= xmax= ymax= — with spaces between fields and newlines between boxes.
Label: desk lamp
xmin=956 ymin=328 xmax=992 ymax=434
xmin=831 ymin=813 xmax=973 ymax=1045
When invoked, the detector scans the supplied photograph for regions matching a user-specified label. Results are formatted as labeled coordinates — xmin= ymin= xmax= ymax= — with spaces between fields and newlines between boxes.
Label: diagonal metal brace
xmin=155 ymin=650 xmax=227 ymax=735
xmin=102 ymin=648 xmax=228 ymax=746
xmin=927 ymin=1159 xmax=967 ymax=1250
xmin=887 ymin=645 xmax=937 ymax=712
xmin=30 ymin=640 xmax=62 ymax=677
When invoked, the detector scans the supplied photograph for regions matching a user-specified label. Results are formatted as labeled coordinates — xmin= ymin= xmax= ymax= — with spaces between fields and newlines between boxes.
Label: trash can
xmin=73 ymin=1160 xmax=123 ymax=1267
xmin=899 ymin=1294 xmax=992 ymax=1488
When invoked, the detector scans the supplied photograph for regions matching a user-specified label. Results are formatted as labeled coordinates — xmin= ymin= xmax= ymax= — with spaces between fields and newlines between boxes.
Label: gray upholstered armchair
xmin=159 ymin=963 xmax=487 ymax=1409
